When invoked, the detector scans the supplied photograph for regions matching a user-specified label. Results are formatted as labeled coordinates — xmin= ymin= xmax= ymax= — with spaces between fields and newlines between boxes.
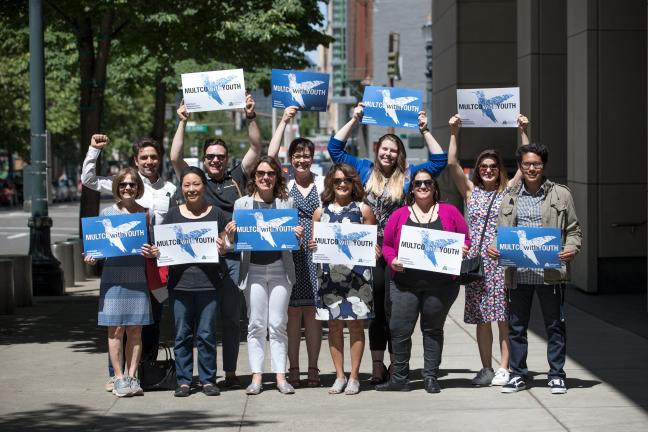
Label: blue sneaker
xmin=548 ymin=378 xmax=567 ymax=394
xmin=112 ymin=377 xmax=133 ymax=397
xmin=501 ymin=376 xmax=526 ymax=393
xmin=129 ymin=377 xmax=144 ymax=396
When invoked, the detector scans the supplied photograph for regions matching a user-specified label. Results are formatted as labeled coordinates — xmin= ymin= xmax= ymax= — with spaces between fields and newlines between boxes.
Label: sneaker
xmin=174 ymin=384 xmax=191 ymax=397
xmin=129 ymin=377 xmax=144 ymax=396
xmin=105 ymin=376 xmax=116 ymax=392
xmin=501 ymin=376 xmax=526 ymax=393
xmin=471 ymin=367 xmax=495 ymax=387
xmin=202 ymin=383 xmax=221 ymax=396
xmin=112 ymin=377 xmax=133 ymax=397
xmin=491 ymin=368 xmax=510 ymax=386
xmin=548 ymin=378 xmax=567 ymax=394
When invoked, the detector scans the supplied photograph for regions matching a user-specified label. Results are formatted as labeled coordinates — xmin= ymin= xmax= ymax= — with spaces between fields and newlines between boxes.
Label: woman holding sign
xmin=308 ymin=163 xmax=376 ymax=395
xmin=446 ymin=114 xmax=528 ymax=387
xmin=328 ymin=105 xmax=447 ymax=384
xmin=162 ymin=167 xmax=228 ymax=397
xmin=379 ymin=169 xmax=469 ymax=393
xmin=85 ymin=167 xmax=160 ymax=398
xmin=230 ymin=156 xmax=305 ymax=395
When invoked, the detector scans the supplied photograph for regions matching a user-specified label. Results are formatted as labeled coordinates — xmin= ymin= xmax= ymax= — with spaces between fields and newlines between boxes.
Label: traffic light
xmin=387 ymin=32 xmax=401 ymax=81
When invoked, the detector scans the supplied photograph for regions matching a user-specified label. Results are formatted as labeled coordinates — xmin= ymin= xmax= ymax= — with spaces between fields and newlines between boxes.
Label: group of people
xmin=83 ymin=94 xmax=581 ymax=398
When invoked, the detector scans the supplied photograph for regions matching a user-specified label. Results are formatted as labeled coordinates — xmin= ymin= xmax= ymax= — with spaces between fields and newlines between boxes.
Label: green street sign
xmin=186 ymin=124 xmax=209 ymax=133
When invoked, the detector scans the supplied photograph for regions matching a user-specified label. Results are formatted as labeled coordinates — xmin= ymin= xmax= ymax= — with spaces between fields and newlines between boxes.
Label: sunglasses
xmin=255 ymin=170 xmax=277 ymax=179
xmin=204 ymin=154 xmax=227 ymax=162
xmin=479 ymin=163 xmax=499 ymax=171
xmin=118 ymin=182 xmax=137 ymax=189
xmin=413 ymin=179 xmax=434 ymax=188
xmin=333 ymin=177 xmax=354 ymax=186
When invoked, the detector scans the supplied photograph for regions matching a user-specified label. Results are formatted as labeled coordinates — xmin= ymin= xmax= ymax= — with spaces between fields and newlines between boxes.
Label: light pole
xmin=29 ymin=0 xmax=63 ymax=295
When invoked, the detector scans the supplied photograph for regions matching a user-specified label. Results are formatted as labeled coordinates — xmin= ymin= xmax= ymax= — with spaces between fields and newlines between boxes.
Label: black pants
xmin=509 ymin=283 xmax=566 ymax=380
xmin=389 ymin=280 xmax=459 ymax=381
xmin=369 ymin=256 xmax=392 ymax=353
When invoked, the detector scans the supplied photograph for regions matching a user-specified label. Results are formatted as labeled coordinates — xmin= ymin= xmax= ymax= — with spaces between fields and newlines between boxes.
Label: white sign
xmin=456 ymin=87 xmax=520 ymax=128
xmin=397 ymin=225 xmax=465 ymax=275
xmin=154 ymin=221 xmax=220 ymax=266
xmin=312 ymin=222 xmax=377 ymax=267
xmin=181 ymin=69 xmax=246 ymax=113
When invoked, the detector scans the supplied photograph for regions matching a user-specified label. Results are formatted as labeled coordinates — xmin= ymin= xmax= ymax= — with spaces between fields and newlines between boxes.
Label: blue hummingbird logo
xmin=420 ymin=231 xmax=459 ymax=266
xmin=331 ymin=225 xmax=371 ymax=261
xmin=473 ymin=90 xmax=514 ymax=123
xmin=172 ymin=225 xmax=212 ymax=258
xmin=202 ymin=74 xmax=237 ymax=105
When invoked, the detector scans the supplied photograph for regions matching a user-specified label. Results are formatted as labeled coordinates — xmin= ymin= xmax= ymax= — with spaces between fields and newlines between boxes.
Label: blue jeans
xmin=221 ymin=256 xmax=242 ymax=373
xmin=508 ymin=283 xmax=566 ymax=380
xmin=170 ymin=289 xmax=219 ymax=386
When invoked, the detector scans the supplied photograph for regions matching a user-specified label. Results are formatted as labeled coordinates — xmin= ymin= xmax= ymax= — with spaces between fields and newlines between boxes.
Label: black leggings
xmin=369 ymin=256 xmax=392 ymax=353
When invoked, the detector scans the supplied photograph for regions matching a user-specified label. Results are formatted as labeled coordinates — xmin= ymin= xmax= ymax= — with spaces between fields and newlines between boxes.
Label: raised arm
xmin=507 ymin=114 xmax=529 ymax=187
xmin=267 ymin=106 xmax=298 ymax=163
xmin=328 ymin=104 xmax=373 ymax=176
xmin=447 ymin=114 xmax=473 ymax=200
xmin=333 ymin=103 xmax=363 ymax=143
xmin=170 ymin=100 xmax=190 ymax=180
xmin=81 ymin=134 xmax=115 ymax=194
xmin=241 ymin=94 xmax=261 ymax=177
xmin=418 ymin=111 xmax=444 ymax=154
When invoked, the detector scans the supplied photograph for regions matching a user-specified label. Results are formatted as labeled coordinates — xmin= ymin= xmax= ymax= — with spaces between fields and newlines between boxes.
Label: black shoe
xmin=202 ymin=383 xmax=221 ymax=396
xmin=221 ymin=375 xmax=242 ymax=390
xmin=424 ymin=377 xmax=441 ymax=394
xmin=174 ymin=384 xmax=191 ymax=397
xmin=370 ymin=361 xmax=389 ymax=385
xmin=501 ymin=376 xmax=526 ymax=393
xmin=375 ymin=379 xmax=410 ymax=392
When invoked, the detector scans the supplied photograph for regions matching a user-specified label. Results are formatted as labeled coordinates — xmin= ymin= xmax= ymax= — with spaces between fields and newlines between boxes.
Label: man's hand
xmin=90 ymin=134 xmax=109 ymax=150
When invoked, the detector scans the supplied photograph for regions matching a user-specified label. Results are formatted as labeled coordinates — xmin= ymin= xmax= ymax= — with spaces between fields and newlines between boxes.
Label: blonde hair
xmin=365 ymin=134 xmax=407 ymax=202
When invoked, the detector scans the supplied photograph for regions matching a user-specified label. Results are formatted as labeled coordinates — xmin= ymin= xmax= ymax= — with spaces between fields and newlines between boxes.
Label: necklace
xmin=411 ymin=203 xmax=437 ymax=228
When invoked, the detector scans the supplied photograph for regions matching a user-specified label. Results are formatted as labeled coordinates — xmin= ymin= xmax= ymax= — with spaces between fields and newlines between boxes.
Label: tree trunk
xmin=151 ymin=67 xmax=167 ymax=172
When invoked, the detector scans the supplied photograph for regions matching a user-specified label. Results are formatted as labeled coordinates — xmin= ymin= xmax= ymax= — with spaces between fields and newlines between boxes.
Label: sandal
xmin=288 ymin=367 xmax=301 ymax=388
xmin=307 ymin=367 xmax=321 ymax=387
xmin=370 ymin=361 xmax=389 ymax=385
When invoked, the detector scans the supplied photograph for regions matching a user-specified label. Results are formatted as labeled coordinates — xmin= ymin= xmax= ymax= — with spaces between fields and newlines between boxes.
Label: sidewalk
xmin=0 ymin=278 xmax=646 ymax=432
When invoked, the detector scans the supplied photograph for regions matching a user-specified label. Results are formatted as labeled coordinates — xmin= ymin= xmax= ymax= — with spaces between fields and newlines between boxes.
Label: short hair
xmin=288 ymin=138 xmax=315 ymax=160
xmin=516 ymin=143 xmax=548 ymax=165
xmin=180 ymin=166 xmax=207 ymax=184
xmin=246 ymin=156 xmax=288 ymax=200
xmin=471 ymin=149 xmax=509 ymax=193
xmin=406 ymin=168 xmax=440 ymax=206
xmin=202 ymin=138 xmax=228 ymax=157
xmin=132 ymin=138 xmax=162 ymax=159
xmin=320 ymin=163 xmax=366 ymax=206
xmin=112 ymin=167 xmax=144 ymax=201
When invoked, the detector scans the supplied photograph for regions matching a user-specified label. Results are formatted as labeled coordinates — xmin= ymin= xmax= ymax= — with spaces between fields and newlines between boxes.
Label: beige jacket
xmin=492 ymin=179 xmax=582 ymax=288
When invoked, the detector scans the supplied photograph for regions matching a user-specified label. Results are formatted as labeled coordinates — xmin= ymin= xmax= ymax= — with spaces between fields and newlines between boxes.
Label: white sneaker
xmin=491 ymin=368 xmax=510 ymax=386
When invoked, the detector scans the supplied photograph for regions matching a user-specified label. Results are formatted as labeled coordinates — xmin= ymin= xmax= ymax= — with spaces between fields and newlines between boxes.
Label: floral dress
xmin=464 ymin=187 xmax=508 ymax=324
xmin=315 ymin=201 xmax=374 ymax=321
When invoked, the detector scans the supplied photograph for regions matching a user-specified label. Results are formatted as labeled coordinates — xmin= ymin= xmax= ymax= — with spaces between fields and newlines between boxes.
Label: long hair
xmin=365 ymin=134 xmax=407 ymax=202
xmin=320 ymin=163 xmax=366 ymax=206
xmin=406 ymin=168 xmax=440 ymax=206
xmin=470 ymin=149 xmax=509 ymax=193
xmin=112 ymin=167 xmax=144 ymax=201
xmin=246 ymin=156 xmax=288 ymax=200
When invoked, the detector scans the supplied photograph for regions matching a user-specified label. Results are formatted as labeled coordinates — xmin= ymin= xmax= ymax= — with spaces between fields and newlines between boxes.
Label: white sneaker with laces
xmin=491 ymin=368 xmax=510 ymax=386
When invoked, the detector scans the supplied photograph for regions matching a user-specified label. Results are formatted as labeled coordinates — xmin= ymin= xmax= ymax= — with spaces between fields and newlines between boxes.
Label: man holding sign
xmin=488 ymin=144 xmax=581 ymax=394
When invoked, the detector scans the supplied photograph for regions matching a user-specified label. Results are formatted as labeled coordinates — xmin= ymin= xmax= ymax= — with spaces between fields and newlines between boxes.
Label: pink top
xmin=382 ymin=202 xmax=471 ymax=276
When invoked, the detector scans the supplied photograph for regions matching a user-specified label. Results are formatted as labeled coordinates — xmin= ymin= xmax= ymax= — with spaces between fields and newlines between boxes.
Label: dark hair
xmin=180 ymin=166 xmax=207 ymax=184
xmin=132 ymin=138 xmax=162 ymax=159
xmin=246 ymin=156 xmax=288 ymax=200
xmin=406 ymin=168 xmax=440 ymax=206
xmin=516 ymin=143 xmax=548 ymax=165
xmin=471 ymin=149 xmax=509 ymax=193
xmin=320 ymin=163 xmax=366 ymax=206
xmin=202 ymin=138 xmax=228 ymax=157
xmin=288 ymin=138 xmax=315 ymax=160
xmin=112 ymin=167 xmax=144 ymax=201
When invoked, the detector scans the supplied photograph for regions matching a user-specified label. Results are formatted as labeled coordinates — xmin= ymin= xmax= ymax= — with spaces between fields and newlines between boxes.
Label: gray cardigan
xmin=233 ymin=195 xmax=297 ymax=290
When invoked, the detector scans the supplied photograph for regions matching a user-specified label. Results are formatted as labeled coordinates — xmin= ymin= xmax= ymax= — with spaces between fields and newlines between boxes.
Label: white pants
xmin=244 ymin=261 xmax=292 ymax=373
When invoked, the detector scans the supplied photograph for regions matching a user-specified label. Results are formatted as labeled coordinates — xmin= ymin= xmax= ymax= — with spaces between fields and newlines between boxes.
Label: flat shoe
xmin=328 ymin=377 xmax=347 ymax=394
xmin=246 ymin=382 xmax=263 ymax=395
xmin=174 ymin=384 xmax=191 ymax=397
xmin=344 ymin=378 xmax=360 ymax=395
xmin=202 ymin=384 xmax=221 ymax=396
xmin=277 ymin=381 xmax=295 ymax=394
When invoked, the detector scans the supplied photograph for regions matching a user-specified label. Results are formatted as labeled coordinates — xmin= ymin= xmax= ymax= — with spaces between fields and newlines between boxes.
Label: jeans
xmin=508 ymin=283 xmax=566 ymax=380
xmin=170 ymin=289 xmax=219 ymax=386
xmin=221 ymin=256 xmax=242 ymax=373
xmin=389 ymin=280 xmax=459 ymax=381
xmin=244 ymin=261 xmax=291 ymax=373
xmin=369 ymin=256 xmax=392 ymax=353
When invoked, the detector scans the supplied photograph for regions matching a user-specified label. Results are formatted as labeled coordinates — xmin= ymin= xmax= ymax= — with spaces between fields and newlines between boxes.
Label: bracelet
xmin=419 ymin=127 xmax=430 ymax=134
xmin=246 ymin=111 xmax=257 ymax=120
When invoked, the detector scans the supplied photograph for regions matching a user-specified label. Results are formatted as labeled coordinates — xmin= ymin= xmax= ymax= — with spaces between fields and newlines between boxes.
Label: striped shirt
xmin=516 ymin=182 xmax=545 ymax=284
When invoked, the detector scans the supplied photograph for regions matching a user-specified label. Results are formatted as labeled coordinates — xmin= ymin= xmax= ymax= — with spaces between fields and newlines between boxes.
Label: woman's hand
xmin=282 ymin=106 xmax=299 ymax=124
xmin=141 ymin=243 xmax=160 ymax=259
xmin=375 ymin=244 xmax=382 ymax=259
xmin=177 ymin=100 xmax=189 ymax=122
xmin=390 ymin=258 xmax=404 ymax=272
xmin=418 ymin=111 xmax=429 ymax=132
xmin=449 ymin=114 xmax=461 ymax=135
xmin=462 ymin=244 xmax=469 ymax=257
xmin=294 ymin=225 xmax=305 ymax=240
xmin=558 ymin=248 xmax=576 ymax=262
xmin=245 ymin=94 xmax=256 ymax=117
xmin=90 ymin=134 xmax=109 ymax=150
xmin=84 ymin=254 xmax=97 ymax=266
xmin=352 ymin=103 xmax=364 ymax=121
xmin=487 ymin=246 xmax=500 ymax=259
xmin=216 ymin=238 xmax=227 ymax=256
xmin=307 ymin=239 xmax=317 ymax=251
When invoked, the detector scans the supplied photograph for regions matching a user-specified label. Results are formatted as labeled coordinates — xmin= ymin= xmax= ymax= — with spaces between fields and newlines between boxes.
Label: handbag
xmin=459 ymin=191 xmax=498 ymax=285
xmin=137 ymin=344 xmax=177 ymax=391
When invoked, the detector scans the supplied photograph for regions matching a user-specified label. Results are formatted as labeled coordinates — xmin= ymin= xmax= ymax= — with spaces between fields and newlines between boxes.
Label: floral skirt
xmin=315 ymin=264 xmax=373 ymax=320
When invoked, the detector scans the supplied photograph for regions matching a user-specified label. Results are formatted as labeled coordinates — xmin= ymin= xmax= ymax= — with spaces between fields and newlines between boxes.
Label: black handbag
xmin=137 ymin=344 xmax=176 ymax=391
xmin=459 ymin=191 xmax=498 ymax=285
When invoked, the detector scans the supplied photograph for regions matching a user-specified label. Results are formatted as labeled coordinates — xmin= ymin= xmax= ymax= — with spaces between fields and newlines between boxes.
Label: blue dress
xmin=97 ymin=205 xmax=152 ymax=326
xmin=316 ymin=202 xmax=373 ymax=321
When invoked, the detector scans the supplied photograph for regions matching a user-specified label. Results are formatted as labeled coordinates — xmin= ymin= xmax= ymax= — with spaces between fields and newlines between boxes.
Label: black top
xmin=394 ymin=217 xmax=454 ymax=289
xmin=163 ymin=205 xmax=227 ymax=291
xmin=203 ymin=163 xmax=247 ymax=223
xmin=250 ymin=200 xmax=283 ymax=265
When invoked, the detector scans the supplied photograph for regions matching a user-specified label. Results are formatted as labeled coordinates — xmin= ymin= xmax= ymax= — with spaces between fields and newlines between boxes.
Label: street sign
xmin=186 ymin=124 xmax=209 ymax=133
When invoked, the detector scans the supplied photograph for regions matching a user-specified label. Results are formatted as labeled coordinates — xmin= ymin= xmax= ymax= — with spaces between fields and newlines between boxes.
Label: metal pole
xmin=29 ymin=0 xmax=63 ymax=295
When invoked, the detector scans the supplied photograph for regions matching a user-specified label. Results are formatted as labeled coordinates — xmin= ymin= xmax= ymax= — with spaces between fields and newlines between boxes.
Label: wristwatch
xmin=246 ymin=111 xmax=257 ymax=120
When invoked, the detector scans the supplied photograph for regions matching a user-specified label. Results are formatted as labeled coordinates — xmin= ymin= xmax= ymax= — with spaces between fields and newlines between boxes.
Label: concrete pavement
xmin=0 ymin=279 xmax=647 ymax=432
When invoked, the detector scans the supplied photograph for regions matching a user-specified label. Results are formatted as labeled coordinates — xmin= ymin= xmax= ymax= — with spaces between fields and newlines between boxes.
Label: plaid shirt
xmin=516 ymin=182 xmax=545 ymax=284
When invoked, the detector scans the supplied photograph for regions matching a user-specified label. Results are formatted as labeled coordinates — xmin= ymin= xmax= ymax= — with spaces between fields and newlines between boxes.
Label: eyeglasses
xmin=255 ymin=170 xmax=277 ymax=179
xmin=479 ymin=163 xmax=499 ymax=171
xmin=521 ymin=161 xmax=543 ymax=169
xmin=204 ymin=154 xmax=227 ymax=162
xmin=118 ymin=182 xmax=137 ymax=189
xmin=333 ymin=177 xmax=354 ymax=186
xmin=413 ymin=179 xmax=434 ymax=188
xmin=291 ymin=153 xmax=312 ymax=161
